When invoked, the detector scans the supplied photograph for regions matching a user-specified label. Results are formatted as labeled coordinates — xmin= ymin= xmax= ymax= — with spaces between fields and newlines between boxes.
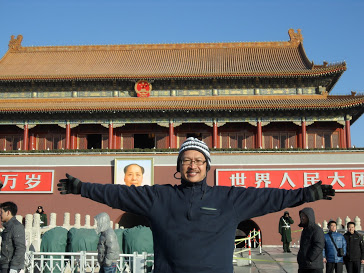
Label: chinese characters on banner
xmin=215 ymin=168 xmax=364 ymax=192
xmin=0 ymin=171 xmax=54 ymax=193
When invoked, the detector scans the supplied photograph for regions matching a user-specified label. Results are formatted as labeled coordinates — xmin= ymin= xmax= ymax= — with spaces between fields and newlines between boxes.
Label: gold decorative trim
xmin=157 ymin=122 xmax=169 ymax=128
xmin=8 ymin=35 xmax=23 ymax=51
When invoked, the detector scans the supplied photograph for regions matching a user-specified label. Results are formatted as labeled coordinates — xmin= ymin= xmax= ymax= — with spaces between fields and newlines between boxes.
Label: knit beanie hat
xmin=176 ymin=137 xmax=211 ymax=172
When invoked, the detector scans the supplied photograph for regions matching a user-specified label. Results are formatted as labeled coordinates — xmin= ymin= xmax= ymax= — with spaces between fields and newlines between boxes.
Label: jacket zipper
xmin=187 ymin=186 xmax=195 ymax=220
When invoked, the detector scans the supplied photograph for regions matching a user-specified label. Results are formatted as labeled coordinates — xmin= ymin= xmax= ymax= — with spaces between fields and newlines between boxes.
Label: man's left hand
xmin=309 ymin=181 xmax=335 ymax=201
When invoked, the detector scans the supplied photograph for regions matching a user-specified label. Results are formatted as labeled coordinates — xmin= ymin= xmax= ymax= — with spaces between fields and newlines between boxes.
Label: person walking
xmin=323 ymin=220 xmax=346 ymax=273
xmin=279 ymin=211 xmax=294 ymax=253
xmin=57 ymin=137 xmax=335 ymax=273
xmin=344 ymin=221 xmax=364 ymax=273
xmin=0 ymin=202 xmax=26 ymax=273
xmin=94 ymin=212 xmax=120 ymax=273
xmin=297 ymin=207 xmax=325 ymax=273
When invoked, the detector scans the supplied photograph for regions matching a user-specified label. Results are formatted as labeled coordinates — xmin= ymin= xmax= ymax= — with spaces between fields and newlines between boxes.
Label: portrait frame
xmin=114 ymin=158 xmax=154 ymax=186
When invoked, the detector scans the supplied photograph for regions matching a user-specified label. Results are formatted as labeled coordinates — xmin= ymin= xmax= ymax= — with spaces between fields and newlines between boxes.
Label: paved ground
xmin=233 ymin=246 xmax=364 ymax=273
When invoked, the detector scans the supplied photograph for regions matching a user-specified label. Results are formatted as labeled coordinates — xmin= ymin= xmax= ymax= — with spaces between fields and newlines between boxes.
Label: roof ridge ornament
xmin=8 ymin=35 xmax=23 ymax=51
xmin=288 ymin=29 xmax=303 ymax=45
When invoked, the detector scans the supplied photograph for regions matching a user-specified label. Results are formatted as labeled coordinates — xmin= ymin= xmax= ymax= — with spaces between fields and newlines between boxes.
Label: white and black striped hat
xmin=177 ymin=137 xmax=211 ymax=172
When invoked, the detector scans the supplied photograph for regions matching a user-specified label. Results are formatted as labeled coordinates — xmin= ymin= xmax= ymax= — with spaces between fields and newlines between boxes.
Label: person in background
xmin=94 ymin=212 xmax=120 ymax=273
xmin=279 ymin=211 xmax=294 ymax=253
xmin=58 ymin=137 xmax=335 ymax=273
xmin=323 ymin=220 xmax=346 ymax=273
xmin=36 ymin=206 xmax=47 ymax=227
xmin=0 ymin=201 xmax=26 ymax=273
xmin=343 ymin=221 xmax=364 ymax=273
xmin=297 ymin=207 xmax=325 ymax=273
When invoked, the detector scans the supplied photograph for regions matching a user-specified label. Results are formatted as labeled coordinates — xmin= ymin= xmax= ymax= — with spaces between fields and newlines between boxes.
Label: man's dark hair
xmin=347 ymin=221 xmax=355 ymax=228
xmin=327 ymin=220 xmax=337 ymax=228
xmin=0 ymin=201 xmax=18 ymax=216
xmin=124 ymin=164 xmax=144 ymax=174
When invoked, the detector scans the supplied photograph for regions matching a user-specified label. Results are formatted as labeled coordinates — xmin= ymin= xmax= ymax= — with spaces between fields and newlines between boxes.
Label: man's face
xmin=299 ymin=212 xmax=308 ymax=226
xmin=329 ymin=223 xmax=337 ymax=232
xmin=180 ymin=150 xmax=207 ymax=183
xmin=348 ymin=223 xmax=355 ymax=234
xmin=124 ymin=165 xmax=143 ymax=187
xmin=0 ymin=208 xmax=12 ymax=223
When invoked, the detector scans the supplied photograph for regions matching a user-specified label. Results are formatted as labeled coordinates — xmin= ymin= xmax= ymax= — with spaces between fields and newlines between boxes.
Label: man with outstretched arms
xmin=58 ymin=137 xmax=335 ymax=273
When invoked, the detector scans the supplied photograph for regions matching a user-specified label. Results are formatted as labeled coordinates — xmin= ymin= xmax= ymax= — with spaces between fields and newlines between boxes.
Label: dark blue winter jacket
xmin=81 ymin=177 xmax=316 ymax=273
xmin=324 ymin=231 xmax=347 ymax=263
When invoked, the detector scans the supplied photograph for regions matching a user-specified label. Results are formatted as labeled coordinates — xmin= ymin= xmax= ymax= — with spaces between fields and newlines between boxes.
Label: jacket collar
xmin=2 ymin=216 xmax=16 ymax=228
xmin=181 ymin=177 xmax=207 ymax=189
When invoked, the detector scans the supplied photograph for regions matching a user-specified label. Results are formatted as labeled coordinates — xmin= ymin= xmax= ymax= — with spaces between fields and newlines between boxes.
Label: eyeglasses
xmin=181 ymin=159 xmax=206 ymax=166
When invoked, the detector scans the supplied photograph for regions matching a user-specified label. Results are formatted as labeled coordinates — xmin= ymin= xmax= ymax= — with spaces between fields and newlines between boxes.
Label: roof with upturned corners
xmin=0 ymin=94 xmax=363 ymax=122
xmin=0 ymin=29 xmax=346 ymax=86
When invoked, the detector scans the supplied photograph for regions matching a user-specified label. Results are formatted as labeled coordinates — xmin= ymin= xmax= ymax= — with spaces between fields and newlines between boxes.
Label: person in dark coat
xmin=0 ymin=202 xmax=26 ymax=273
xmin=57 ymin=137 xmax=335 ymax=273
xmin=297 ymin=207 xmax=325 ymax=273
xmin=343 ymin=221 xmax=364 ymax=273
xmin=279 ymin=211 xmax=294 ymax=253
xmin=36 ymin=206 xmax=48 ymax=227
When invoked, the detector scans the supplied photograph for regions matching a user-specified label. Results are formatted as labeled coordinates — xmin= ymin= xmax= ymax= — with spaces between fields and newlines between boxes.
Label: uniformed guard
xmin=279 ymin=211 xmax=294 ymax=252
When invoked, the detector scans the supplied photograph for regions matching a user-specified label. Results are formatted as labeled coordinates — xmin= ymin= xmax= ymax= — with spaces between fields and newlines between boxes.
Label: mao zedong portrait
xmin=123 ymin=164 xmax=144 ymax=187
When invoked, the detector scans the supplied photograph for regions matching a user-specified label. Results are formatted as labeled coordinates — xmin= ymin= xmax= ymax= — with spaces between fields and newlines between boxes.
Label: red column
xmin=301 ymin=121 xmax=307 ymax=149
xmin=29 ymin=134 xmax=36 ymax=150
xmin=346 ymin=119 xmax=351 ymax=148
xmin=169 ymin=122 xmax=174 ymax=148
xmin=256 ymin=121 xmax=262 ymax=148
xmin=23 ymin=124 xmax=29 ymax=151
xmin=108 ymin=123 xmax=114 ymax=149
xmin=213 ymin=121 xmax=218 ymax=148
xmin=340 ymin=127 xmax=346 ymax=149
xmin=65 ymin=123 xmax=71 ymax=150
xmin=113 ymin=131 xmax=117 ymax=150
xmin=70 ymin=133 xmax=75 ymax=149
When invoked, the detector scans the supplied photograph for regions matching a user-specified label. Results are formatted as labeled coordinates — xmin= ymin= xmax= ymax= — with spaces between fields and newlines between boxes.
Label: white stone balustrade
xmin=5 ymin=212 xmax=362 ymax=253
xmin=322 ymin=215 xmax=362 ymax=231
xmin=18 ymin=212 xmax=122 ymax=252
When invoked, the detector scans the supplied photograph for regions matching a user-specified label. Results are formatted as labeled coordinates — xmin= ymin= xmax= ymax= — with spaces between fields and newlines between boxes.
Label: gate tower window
xmin=87 ymin=134 xmax=102 ymax=149
xmin=186 ymin=133 xmax=202 ymax=140
xmin=134 ymin=134 xmax=155 ymax=149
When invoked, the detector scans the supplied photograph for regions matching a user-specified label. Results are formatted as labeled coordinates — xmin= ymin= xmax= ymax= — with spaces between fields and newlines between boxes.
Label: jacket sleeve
xmin=360 ymin=234 xmax=364 ymax=260
xmin=81 ymin=182 xmax=157 ymax=217
xmin=307 ymin=227 xmax=325 ymax=263
xmin=231 ymin=186 xmax=313 ymax=221
xmin=104 ymin=230 xmax=120 ymax=266
xmin=10 ymin=224 xmax=26 ymax=270
xmin=342 ymin=234 xmax=347 ymax=256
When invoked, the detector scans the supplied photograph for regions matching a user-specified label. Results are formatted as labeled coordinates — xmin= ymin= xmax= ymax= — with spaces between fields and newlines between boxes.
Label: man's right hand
xmin=57 ymin=173 xmax=83 ymax=195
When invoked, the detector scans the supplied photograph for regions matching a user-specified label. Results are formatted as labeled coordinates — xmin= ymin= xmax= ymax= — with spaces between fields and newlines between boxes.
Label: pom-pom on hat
xmin=177 ymin=137 xmax=211 ymax=172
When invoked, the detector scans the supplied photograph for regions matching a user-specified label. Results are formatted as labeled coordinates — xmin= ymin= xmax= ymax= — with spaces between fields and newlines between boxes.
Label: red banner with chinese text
xmin=216 ymin=168 xmax=364 ymax=192
xmin=0 ymin=171 xmax=54 ymax=193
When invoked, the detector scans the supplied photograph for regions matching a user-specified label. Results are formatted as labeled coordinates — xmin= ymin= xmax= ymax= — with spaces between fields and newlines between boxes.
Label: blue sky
xmin=1 ymin=0 xmax=363 ymax=146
